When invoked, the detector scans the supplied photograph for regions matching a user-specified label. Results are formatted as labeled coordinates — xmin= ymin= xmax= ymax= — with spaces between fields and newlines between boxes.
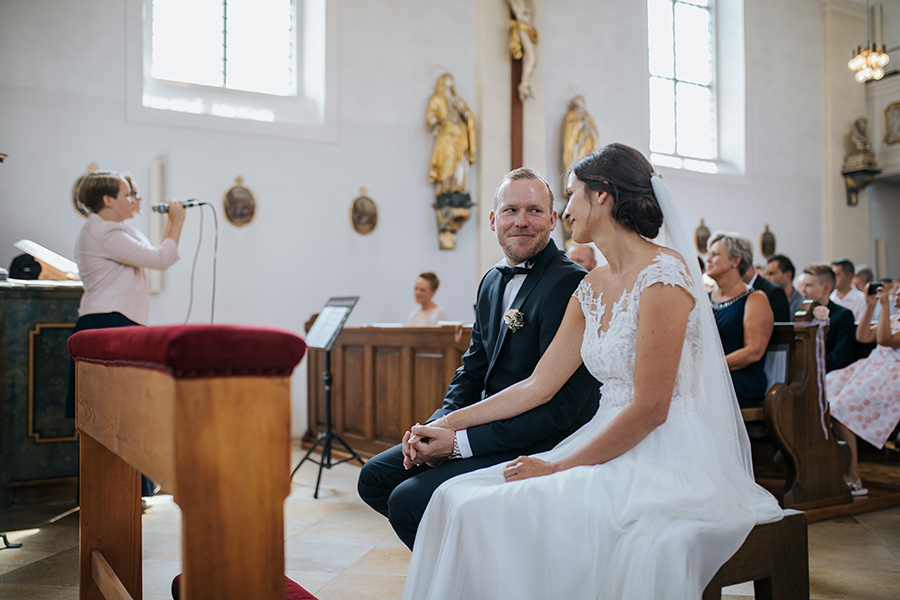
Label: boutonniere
xmin=813 ymin=305 xmax=830 ymax=322
xmin=504 ymin=308 xmax=525 ymax=332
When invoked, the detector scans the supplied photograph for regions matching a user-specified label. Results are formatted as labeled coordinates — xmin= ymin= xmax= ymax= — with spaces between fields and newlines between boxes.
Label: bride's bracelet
xmin=437 ymin=415 xmax=458 ymax=431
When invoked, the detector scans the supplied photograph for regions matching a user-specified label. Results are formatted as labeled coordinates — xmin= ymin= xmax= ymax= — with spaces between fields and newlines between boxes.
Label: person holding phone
xmin=828 ymin=282 xmax=900 ymax=496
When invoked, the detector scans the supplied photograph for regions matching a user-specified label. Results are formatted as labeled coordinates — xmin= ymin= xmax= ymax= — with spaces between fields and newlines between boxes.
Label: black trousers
xmin=357 ymin=443 xmax=514 ymax=550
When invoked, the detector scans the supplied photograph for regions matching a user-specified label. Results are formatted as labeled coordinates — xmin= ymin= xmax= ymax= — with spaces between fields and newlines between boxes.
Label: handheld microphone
xmin=151 ymin=200 xmax=207 ymax=213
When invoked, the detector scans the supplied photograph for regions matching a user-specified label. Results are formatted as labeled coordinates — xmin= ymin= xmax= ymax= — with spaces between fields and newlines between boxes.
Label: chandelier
xmin=848 ymin=1 xmax=890 ymax=83
xmin=849 ymin=43 xmax=890 ymax=83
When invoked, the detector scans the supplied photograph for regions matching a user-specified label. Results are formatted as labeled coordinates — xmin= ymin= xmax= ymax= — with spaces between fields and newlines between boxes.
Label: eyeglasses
xmin=129 ymin=191 xmax=142 ymax=200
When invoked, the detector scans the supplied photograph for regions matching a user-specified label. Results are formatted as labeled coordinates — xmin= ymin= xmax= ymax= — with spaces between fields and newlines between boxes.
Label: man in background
xmin=567 ymin=243 xmax=597 ymax=271
xmin=765 ymin=254 xmax=804 ymax=319
xmin=738 ymin=237 xmax=790 ymax=322
xmin=831 ymin=258 xmax=866 ymax=322
xmin=853 ymin=265 xmax=874 ymax=293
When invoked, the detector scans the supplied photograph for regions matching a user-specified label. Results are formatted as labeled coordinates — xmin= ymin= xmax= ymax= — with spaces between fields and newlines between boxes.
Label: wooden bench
xmin=702 ymin=509 xmax=808 ymax=600
xmin=69 ymin=325 xmax=307 ymax=600
xmin=741 ymin=306 xmax=852 ymax=510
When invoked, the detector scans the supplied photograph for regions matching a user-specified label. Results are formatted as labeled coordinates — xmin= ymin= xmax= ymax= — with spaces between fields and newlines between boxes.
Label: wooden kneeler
xmin=69 ymin=325 xmax=307 ymax=600
xmin=702 ymin=509 xmax=809 ymax=600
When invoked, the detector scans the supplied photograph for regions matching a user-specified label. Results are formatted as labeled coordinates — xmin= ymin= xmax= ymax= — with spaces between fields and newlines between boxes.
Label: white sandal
xmin=847 ymin=478 xmax=868 ymax=497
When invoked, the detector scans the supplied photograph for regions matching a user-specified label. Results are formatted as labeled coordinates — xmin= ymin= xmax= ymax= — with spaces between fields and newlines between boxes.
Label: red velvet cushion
xmin=68 ymin=324 xmax=307 ymax=378
xmin=171 ymin=573 xmax=318 ymax=600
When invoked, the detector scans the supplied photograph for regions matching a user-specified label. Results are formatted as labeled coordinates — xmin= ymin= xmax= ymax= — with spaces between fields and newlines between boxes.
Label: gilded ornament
xmin=560 ymin=95 xmax=599 ymax=247
xmin=427 ymin=72 xmax=476 ymax=250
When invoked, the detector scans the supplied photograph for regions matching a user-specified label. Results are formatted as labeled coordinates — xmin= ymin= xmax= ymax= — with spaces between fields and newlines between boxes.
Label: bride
xmin=402 ymin=144 xmax=782 ymax=599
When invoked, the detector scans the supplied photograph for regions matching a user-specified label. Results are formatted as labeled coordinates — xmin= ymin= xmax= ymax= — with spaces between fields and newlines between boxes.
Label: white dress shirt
xmin=456 ymin=259 xmax=530 ymax=459
xmin=830 ymin=287 xmax=867 ymax=322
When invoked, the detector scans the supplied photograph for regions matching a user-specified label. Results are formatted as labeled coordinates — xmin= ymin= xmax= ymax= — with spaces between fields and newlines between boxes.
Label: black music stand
xmin=291 ymin=296 xmax=364 ymax=498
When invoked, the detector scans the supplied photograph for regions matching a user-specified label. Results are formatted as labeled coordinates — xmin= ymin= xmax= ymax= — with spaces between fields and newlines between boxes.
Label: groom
xmin=357 ymin=167 xmax=600 ymax=549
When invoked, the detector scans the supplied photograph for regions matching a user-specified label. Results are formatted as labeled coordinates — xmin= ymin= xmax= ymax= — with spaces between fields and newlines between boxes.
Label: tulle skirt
xmin=403 ymin=400 xmax=780 ymax=600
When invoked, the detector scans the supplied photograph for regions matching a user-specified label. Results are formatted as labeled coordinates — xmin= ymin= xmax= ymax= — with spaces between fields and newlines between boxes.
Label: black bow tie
xmin=496 ymin=265 xmax=531 ymax=283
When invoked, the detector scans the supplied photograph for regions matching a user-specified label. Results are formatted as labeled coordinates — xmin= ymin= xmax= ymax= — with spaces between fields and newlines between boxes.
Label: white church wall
xmin=869 ymin=180 xmax=900 ymax=278
xmin=0 ymin=0 xmax=870 ymax=441
xmin=0 ymin=0 xmax=481 ymax=438
xmin=542 ymin=0 xmax=826 ymax=273
xmin=866 ymin=72 xmax=900 ymax=278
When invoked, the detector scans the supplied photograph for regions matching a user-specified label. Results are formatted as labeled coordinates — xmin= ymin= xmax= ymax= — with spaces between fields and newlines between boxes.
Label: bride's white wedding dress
xmin=403 ymin=253 xmax=783 ymax=600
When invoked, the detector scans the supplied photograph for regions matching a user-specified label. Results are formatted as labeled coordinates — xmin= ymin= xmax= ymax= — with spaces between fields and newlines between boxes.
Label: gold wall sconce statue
xmin=841 ymin=117 xmax=881 ymax=206
xmin=223 ymin=176 xmax=257 ymax=227
xmin=560 ymin=95 xmax=599 ymax=247
xmin=350 ymin=188 xmax=378 ymax=235
xmin=426 ymin=72 xmax=476 ymax=250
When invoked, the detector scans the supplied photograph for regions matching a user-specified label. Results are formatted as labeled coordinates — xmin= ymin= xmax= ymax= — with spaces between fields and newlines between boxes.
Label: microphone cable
xmin=183 ymin=204 xmax=218 ymax=325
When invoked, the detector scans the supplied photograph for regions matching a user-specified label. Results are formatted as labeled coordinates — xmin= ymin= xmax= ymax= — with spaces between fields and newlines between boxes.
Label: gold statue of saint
xmin=427 ymin=73 xmax=476 ymax=250
xmin=562 ymin=95 xmax=598 ymax=170
xmin=560 ymin=96 xmax=598 ymax=247
xmin=426 ymin=73 xmax=476 ymax=196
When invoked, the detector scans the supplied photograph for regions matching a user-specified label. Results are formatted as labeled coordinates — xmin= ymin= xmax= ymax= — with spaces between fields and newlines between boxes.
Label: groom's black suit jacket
xmin=430 ymin=239 xmax=600 ymax=458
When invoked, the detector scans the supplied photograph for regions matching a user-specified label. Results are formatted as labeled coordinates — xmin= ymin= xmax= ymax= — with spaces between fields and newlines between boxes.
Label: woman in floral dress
xmin=828 ymin=281 xmax=900 ymax=496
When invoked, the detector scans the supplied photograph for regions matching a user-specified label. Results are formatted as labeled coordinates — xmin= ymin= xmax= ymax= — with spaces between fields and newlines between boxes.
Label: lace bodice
xmin=575 ymin=253 xmax=701 ymax=409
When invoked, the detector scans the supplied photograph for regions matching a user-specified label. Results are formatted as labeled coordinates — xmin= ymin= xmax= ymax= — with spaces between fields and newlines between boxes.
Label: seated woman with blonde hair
xmin=705 ymin=232 xmax=774 ymax=408
xmin=828 ymin=281 xmax=900 ymax=496
xmin=406 ymin=272 xmax=447 ymax=326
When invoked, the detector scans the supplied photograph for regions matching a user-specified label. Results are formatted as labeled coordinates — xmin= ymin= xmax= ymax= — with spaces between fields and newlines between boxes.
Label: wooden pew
xmin=742 ymin=308 xmax=852 ymax=510
xmin=69 ymin=325 xmax=307 ymax=600
xmin=702 ymin=509 xmax=808 ymax=600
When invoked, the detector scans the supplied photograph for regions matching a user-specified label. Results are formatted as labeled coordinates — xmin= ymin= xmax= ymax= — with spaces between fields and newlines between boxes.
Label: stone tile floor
xmin=1 ymin=448 xmax=899 ymax=599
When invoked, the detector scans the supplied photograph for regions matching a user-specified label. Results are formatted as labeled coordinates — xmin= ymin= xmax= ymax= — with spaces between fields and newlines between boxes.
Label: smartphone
xmin=868 ymin=281 xmax=884 ymax=295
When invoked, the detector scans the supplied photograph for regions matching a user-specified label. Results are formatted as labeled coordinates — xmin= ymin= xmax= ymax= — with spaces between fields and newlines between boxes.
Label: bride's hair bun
xmin=569 ymin=143 xmax=663 ymax=239
xmin=613 ymin=190 xmax=663 ymax=239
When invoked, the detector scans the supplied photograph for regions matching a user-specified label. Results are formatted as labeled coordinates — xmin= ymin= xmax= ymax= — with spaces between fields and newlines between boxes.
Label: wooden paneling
xmin=29 ymin=323 xmax=78 ymax=442
xmin=339 ymin=345 xmax=368 ymax=438
xmin=305 ymin=325 xmax=471 ymax=457
xmin=412 ymin=347 xmax=447 ymax=426
xmin=0 ymin=284 xmax=82 ymax=508
xmin=373 ymin=346 xmax=403 ymax=444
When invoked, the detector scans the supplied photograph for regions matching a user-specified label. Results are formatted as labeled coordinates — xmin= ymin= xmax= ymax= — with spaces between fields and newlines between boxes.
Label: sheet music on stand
xmin=293 ymin=295 xmax=362 ymax=497
xmin=305 ymin=296 xmax=359 ymax=351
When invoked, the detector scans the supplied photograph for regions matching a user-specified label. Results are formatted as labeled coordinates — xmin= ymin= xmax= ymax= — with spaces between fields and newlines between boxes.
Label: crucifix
xmin=507 ymin=0 xmax=538 ymax=170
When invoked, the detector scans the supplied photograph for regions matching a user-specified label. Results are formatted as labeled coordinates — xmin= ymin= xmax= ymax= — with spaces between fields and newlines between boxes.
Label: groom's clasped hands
xmin=402 ymin=421 xmax=454 ymax=469
xmin=404 ymin=419 xmax=559 ymax=481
